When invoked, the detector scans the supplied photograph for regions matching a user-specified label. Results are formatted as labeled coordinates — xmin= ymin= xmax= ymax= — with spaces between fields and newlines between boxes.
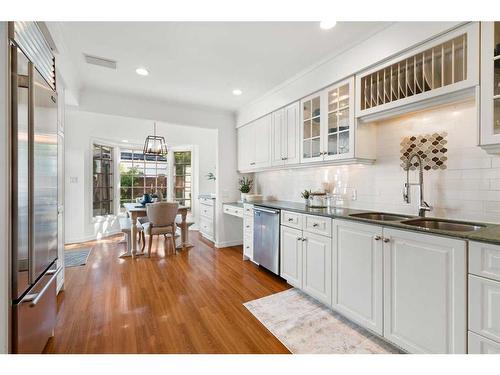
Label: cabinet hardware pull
xmin=288 ymin=218 xmax=293 ymax=221
xmin=301 ymin=238 xmax=307 ymax=242
xmin=297 ymin=237 xmax=302 ymax=241
xmin=250 ymin=162 xmax=256 ymax=165
xmin=374 ymin=235 xmax=381 ymax=241
xmin=383 ymin=237 xmax=391 ymax=243
xmin=246 ymin=225 xmax=250 ymax=228
xmin=283 ymin=157 xmax=287 ymax=160
xmin=312 ymin=223 xmax=319 ymax=227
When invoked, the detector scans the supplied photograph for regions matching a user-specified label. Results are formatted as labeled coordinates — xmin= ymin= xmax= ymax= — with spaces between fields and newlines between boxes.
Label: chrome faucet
xmin=403 ymin=153 xmax=432 ymax=217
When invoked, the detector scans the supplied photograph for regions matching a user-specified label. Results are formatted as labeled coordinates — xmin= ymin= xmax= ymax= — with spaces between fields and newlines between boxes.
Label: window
xmin=92 ymin=143 xmax=114 ymax=216
xmin=173 ymin=151 xmax=192 ymax=208
xmin=119 ymin=149 xmax=168 ymax=207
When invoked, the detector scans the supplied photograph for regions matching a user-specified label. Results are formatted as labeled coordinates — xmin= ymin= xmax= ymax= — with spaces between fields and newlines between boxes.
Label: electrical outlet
xmin=70 ymin=176 xmax=78 ymax=184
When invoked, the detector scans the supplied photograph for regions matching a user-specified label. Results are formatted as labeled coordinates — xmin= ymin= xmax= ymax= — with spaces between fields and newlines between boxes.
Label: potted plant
xmin=239 ymin=177 xmax=253 ymax=202
xmin=301 ymin=189 xmax=311 ymax=206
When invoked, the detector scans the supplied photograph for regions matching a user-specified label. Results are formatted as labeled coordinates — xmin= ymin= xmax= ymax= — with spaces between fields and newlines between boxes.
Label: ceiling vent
xmin=84 ymin=54 xmax=117 ymax=70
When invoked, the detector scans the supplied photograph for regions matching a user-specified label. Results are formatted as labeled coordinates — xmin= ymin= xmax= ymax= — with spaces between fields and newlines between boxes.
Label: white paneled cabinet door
xmin=280 ymin=226 xmax=303 ymax=288
xmin=284 ymin=101 xmax=300 ymax=165
xmin=468 ymin=331 xmax=500 ymax=354
xmin=302 ymin=232 xmax=332 ymax=305
xmin=237 ymin=123 xmax=255 ymax=171
xmin=383 ymin=228 xmax=467 ymax=353
xmin=469 ymin=275 xmax=500 ymax=343
xmin=333 ymin=220 xmax=383 ymax=334
xmin=254 ymin=114 xmax=271 ymax=169
xmin=271 ymin=108 xmax=285 ymax=167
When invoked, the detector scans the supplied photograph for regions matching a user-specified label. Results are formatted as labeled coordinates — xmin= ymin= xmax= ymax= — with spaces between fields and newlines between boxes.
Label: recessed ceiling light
xmin=135 ymin=67 xmax=149 ymax=76
xmin=232 ymin=89 xmax=242 ymax=96
xmin=319 ymin=21 xmax=337 ymax=30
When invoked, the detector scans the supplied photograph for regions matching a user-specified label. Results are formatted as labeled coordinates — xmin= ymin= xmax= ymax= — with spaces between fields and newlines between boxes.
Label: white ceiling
xmin=55 ymin=22 xmax=391 ymax=111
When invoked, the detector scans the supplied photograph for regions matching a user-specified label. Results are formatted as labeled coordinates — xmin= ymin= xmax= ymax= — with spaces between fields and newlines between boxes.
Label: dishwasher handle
xmin=254 ymin=207 xmax=280 ymax=215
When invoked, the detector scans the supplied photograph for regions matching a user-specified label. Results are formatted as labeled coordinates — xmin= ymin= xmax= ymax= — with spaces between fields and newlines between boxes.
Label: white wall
xmin=0 ymin=22 xmax=10 ymax=353
xmin=70 ymin=89 xmax=242 ymax=248
xmin=237 ymin=22 xmax=464 ymax=127
xmin=65 ymin=108 xmax=218 ymax=243
xmin=255 ymin=99 xmax=500 ymax=224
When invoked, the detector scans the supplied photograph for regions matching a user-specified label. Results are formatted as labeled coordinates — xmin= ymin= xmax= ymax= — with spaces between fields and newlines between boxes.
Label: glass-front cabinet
xmin=300 ymin=76 xmax=355 ymax=163
xmin=481 ymin=22 xmax=500 ymax=150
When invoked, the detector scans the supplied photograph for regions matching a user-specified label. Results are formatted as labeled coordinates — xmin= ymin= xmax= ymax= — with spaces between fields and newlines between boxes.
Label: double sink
xmin=349 ymin=212 xmax=486 ymax=232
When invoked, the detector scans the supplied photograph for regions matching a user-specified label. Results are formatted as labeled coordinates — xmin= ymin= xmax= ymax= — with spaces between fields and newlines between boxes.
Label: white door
xmin=469 ymin=275 xmax=500 ymax=343
xmin=333 ymin=220 xmax=383 ymax=334
xmin=302 ymin=231 xmax=332 ymax=305
xmin=383 ymin=228 xmax=467 ymax=353
xmin=300 ymin=92 xmax=324 ymax=163
xmin=280 ymin=225 xmax=303 ymax=288
xmin=237 ymin=122 xmax=255 ymax=171
xmin=254 ymin=114 xmax=271 ymax=168
xmin=322 ymin=77 xmax=355 ymax=162
xmin=284 ymin=101 xmax=300 ymax=165
xmin=271 ymin=108 xmax=285 ymax=167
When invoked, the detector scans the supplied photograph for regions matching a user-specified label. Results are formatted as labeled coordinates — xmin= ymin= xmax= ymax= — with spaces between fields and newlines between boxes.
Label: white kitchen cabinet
xmin=480 ymin=22 xmax=500 ymax=152
xmin=280 ymin=225 xmax=303 ymax=288
xmin=271 ymin=102 xmax=300 ymax=167
xmin=383 ymin=228 xmax=467 ymax=354
xmin=332 ymin=220 xmax=383 ymax=335
xmin=469 ymin=241 xmax=500 ymax=282
xmin=243 ymin=203 xmax=254 ymax=261
xmin=302 ymin=231 xmax=332 ymax=306
xmin=469 ymin=274 xmax=500 ymax=344
xmin=357 ymin=22 xmax=479 ymax=123
xmin=237 ymin=114 xmax=272 ymax=172
xmin=199 ymin=196 xmax=215 ymax=242
xmin=300 ymin=76 xmax=375 ymax=165
xmin=468 ymin=331 xmax=500 ymax=354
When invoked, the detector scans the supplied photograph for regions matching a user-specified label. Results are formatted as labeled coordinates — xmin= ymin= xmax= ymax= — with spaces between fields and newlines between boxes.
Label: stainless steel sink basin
xmin=401 ymin=218 xmax=486 ymax=232
xmin=349 ymin=212 xmax=412 ymax=221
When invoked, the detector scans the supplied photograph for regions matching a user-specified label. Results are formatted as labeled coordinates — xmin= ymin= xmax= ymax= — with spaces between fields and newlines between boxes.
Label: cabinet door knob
xmin=383 ymin=237 xmax=391 ymax=243
xmin=312 ymin=223 xmax=319 ymax=227
xmin=374 ymin=235 xmax=381 ymax=241
xmin=288 ymin=218 xmax=293 ymax=222
xmin=301 ymin=237 xmax=307 ymax=242
xmin=297 ymin=237 xmax=302 ymax=241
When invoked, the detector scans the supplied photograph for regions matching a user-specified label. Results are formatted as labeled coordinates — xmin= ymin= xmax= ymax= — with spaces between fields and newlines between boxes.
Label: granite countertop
xmin=252 ymin=200 xmax=500 ymax=246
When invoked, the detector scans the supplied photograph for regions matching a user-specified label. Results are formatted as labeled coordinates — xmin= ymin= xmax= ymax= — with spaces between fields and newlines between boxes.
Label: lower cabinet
xmin=280 ymin=226 xmax=303 ymax=288
xmin=302 ymin=232 xmax=332 ymax=306
xmin=468 ymin=331 xmax=500 ymax=354
xmin=333 ymin=220 xmax=383 ymax=335
xmin=469 ymin=274 xmax=500 ymax=344
xmin=383 ymin=228 xmax=467 ymax=354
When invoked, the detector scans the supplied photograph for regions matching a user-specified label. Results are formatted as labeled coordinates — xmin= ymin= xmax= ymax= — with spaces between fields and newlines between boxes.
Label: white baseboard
xmin=215 ymin=239 xmax=243 ymax=248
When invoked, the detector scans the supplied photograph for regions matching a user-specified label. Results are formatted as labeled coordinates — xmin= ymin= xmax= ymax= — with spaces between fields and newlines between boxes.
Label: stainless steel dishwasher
xmin=253 ymin=206 xmax=280 ymax=275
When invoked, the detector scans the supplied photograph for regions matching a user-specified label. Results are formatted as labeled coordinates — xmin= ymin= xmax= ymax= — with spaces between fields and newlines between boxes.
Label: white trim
xmin=65 ymin=229 xmax=123 ymax=245
xmin=215 ymin=239 xmax=243 ymax=248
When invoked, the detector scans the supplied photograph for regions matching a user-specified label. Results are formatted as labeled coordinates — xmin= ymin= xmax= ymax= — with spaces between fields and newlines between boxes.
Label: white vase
xmin=241 ymin=193 xmax=248 ymax=202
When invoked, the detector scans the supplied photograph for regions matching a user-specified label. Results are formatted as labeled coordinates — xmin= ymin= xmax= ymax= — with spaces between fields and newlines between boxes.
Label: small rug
xmin=244 ymin=288 xmax=402 ymax=354
xmin=64 ymin=248 xmax=92 ymax=268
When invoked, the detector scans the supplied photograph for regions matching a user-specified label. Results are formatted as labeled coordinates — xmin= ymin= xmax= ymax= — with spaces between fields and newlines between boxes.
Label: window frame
xmin=91 ymin=142 xmax=115 ymax=217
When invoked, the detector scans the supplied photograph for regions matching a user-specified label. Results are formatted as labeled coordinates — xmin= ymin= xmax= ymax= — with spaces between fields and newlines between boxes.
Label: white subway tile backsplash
xmin=255 ymin=100 xmax=500 ymax=224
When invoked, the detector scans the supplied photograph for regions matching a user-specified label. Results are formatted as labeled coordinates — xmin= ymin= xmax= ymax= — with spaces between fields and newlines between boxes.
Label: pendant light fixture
xmin=143 ymin=122 xmax=167 ymax=156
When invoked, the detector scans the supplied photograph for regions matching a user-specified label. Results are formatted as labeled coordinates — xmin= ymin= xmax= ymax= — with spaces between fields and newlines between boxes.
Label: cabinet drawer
xmin=281 ymin=210 xmax=302 ymax=229
xmin=303 ymin=215 xmax=332 ymax=237
xmin=243 ymin=203 xmax=254 ymax=217
xmin=223 ymin=204 xmax=243 ymax=218
xmin=199 ymin=217 xmax=214 ymax=237
xmin=468 ymin=331 xmax=500 ymax=354
xmin=469 ymin=275 xmax=500 ymax=343
xmin=469 ymin=241 xmax=500 ymax=282
xmin=199 ymin=197 xmax=214 ymax=206
xmin=200 ymin=204 xmax=214 ymax=219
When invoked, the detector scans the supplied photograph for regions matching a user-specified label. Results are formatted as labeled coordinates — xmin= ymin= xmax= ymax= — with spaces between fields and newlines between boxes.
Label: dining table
xmin=121 ymin=202 xmax=192 ymax=258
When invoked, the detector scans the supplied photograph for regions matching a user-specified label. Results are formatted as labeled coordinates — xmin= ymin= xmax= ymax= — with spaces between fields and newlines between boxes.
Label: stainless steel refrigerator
xmin=10 ymin=22 xmax=60 ymax=354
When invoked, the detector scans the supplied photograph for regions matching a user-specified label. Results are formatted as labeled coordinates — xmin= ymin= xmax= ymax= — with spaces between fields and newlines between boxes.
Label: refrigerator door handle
xmin=27 ymin=61 xmax=35 ymax=285
xmin=21 ymin=266 xmax=62 ymax=307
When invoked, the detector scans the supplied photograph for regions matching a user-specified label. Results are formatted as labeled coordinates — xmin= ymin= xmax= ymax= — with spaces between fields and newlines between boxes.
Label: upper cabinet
xmin=356 ymin=23 xmax=479 ymax=123
xmin=300 ymin=76 xmax=375 ymax=165
xmin=480 ymin=22 xmax=500 ymax=152
xmin=237 ymin=114 xmax=272 ymax=172
xmin=271 ymin=102 xmax=300 ymax=167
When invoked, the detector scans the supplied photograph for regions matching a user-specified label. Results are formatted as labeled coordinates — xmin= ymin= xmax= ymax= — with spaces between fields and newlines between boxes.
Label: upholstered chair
xmin=142 ymin=202 xmax=179 ymax=257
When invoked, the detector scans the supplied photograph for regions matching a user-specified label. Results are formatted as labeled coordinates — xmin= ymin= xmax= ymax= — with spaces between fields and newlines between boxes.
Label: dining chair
xmin=142 ymin=202 xmax=179 ymax=257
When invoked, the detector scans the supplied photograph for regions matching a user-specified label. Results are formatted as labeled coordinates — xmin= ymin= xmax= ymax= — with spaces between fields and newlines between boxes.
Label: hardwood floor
xmin=44 ymin=232 xmax=291 ymax=354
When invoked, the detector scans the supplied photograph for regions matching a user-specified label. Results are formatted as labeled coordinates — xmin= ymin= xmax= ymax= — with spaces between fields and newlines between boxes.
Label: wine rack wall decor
xmin=361 ymin=34 xmax=467 ymax=111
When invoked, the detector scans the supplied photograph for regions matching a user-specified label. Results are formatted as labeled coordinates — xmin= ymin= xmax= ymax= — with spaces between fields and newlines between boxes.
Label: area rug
xmin=64 ymin=248 xmax=92 ymax=268
xmin=244 ymin=288 xmax=403 ymax=354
